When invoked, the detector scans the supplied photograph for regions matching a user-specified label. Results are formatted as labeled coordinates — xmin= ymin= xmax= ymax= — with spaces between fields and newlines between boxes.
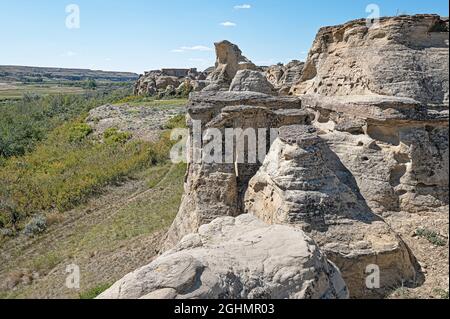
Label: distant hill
xmin=0 ymin=65 xmax=139 ymax=83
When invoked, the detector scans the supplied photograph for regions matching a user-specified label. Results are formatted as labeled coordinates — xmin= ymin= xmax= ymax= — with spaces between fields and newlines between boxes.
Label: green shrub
xmin=415 ymin=228 xmax=447 ymax=247
xmin=0 ymin=228 xmax=14 ymax=238
xmin=23 ymin=215 xmax=47 ymax=237
xmin=115 ymin=95 xmax=151 ymax=104
xmin=103 ymin=128 xmax=132 ymax=144
xmin=165 ymin=114 xmax=186 ymax=130
xmin=83 ymin=79 xmax=97 ymax=90
xmin=69 ymin=123 xmax=93 ymax=142
xmin=0 ymin=116 xmax=177 ymax=229
xmin=79 ymin=283 xmax=112 ymax=299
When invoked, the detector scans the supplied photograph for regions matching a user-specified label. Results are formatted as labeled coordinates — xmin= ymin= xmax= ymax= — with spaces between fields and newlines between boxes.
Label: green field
xmin=0 ymin=83 xmax=86 ymax=101
xmin=0 ymin=82 xmax=134 ymax=102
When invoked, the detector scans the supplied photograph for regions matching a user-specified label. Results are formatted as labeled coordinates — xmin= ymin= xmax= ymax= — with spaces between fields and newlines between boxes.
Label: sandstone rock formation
xmin=204 ymin=40 xmax=258 ymax=91
xmin=134 ymin=68 xmax=207 ymax=96
xmin=245 ymin=125 xmax=417 ymax=298
xmin=266 ymin=60 xmax=305 ymax=95
xmin=98 ymin=214 xmax=349 ymax=299
xmin=163 ymin=91 xmax=314 ymax=249
xmin=229 ymin=70 xmax=275 ymax=94
xmin=290 ymin=14 xmax=449 ymax=106
xmin=107 ymin=14 xmax=448 ymax=300
xmin=288 ymin=14 xmax=449 ymax=214
xmin=302 ymin=94 xmax=449 ymax=214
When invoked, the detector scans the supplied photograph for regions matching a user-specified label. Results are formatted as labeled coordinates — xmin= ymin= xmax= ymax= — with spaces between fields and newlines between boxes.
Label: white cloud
xmin=181 ymin=45 xmax=213 ymax=51
xmin=220 ymin=21 xmax=237 ymax=27
xmin=62 ymin=51 xmax=77 ymax=57
xmin=234 ymin=4 xmax=251 ymax=9
xmin=171 ymin=45 xmax=213 ymax=53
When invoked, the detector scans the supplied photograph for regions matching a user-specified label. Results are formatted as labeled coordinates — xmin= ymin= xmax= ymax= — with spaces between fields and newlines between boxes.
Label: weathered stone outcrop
xmin=245 ymin=125 xmax=417 ymax=298
xmin=266 ymin=60 xmax=305 ymax=95
xmin=163 ymin=91 xmax=314 ymax=249
xmin=134 ymin=68 xmax=207 ymax=96
xmin=287 ymin=15 xmax=449 ymax=214
xmin=98 ymin=214 xmax=349 ymax=299
xmin=109 ymin=15 xmax=448 ymax=300
xmin=204 ymin=40 xmax=258 ymax=91
xmin=290 ymin=14 xmax=449 ymax=107
xmin=302 ymin=94 xmax=449 ymax=214
xmin=229 ymin=70 xmax=275 ymax=94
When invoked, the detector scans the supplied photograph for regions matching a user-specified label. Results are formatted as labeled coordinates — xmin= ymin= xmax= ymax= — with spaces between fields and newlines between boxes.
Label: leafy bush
xmin=103 ymin=128 xmax=132 ymax=144
xmin=69 ymin=123 xmax=93 ymax=142
xmin=165 ymin=114 xmax=186 ymax=130
xmin=23 ymin=215 xmax=47 ymax=237
xmin=0 ymin=228 xmax=14 ymax=238
xmin=115 ymin=95 xmax=151 ymax=104
xmin=83 ymin=79 xmax=97 ymax=90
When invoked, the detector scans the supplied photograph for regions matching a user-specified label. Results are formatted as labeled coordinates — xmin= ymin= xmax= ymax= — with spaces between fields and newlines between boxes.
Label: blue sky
xmin=0 ymin=0 xmax=448 ymax=73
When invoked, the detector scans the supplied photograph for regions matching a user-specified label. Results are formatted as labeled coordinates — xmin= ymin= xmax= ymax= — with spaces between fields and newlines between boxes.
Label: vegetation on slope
xmin=0 ymin=91 xmax=131 ymax=158
xmin=0 ymin=93 xmax=186 ymax=236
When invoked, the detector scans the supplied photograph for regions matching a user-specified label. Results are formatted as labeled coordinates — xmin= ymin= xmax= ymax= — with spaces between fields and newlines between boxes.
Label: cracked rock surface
xmin=98 ymin=214 xmax=349 ymax=299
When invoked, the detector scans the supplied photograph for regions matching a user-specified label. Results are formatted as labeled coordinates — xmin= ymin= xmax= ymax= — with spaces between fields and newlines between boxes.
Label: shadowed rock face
xmin=245 ymin=125 xmax=417 ymax=298
xmin=98 ymin=215 xmax=349 ymax=300
xmin=163 ymin=91 xmax=313 ymax=250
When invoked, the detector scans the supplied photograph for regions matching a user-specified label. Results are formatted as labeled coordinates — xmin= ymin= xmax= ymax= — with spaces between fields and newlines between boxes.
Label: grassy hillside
xmin=0 ymin=92 xmax=188 ymax=298
xmin=0 ymin=163 xmax=186 ymax=299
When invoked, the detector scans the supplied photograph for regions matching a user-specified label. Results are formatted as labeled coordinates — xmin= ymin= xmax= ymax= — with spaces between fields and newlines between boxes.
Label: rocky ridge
xmin=102 ymin=14 xmax=449 ymax=299
xmin=134 ymin=68 xmax=208 ymax=97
